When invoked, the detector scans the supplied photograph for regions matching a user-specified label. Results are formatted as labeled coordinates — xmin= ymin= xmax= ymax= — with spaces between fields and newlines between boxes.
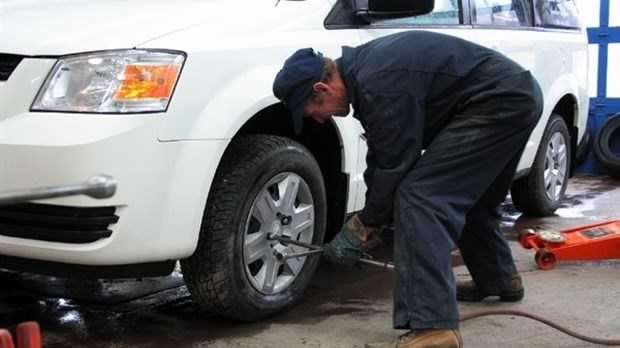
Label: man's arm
xmin=358 ymin=89 xmax=425 ymax=227
xmin=363 ymin=140 xmax=376 ymax=204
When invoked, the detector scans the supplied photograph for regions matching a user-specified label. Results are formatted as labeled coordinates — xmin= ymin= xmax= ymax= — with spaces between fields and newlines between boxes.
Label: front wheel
xmin=511 ymin=114 xmax=571 ymax=216
xmin=181 ymin=135 xmax=326 ymax=321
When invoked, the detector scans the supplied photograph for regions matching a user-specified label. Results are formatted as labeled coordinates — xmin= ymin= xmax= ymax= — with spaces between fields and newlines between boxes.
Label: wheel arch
xmin=214 ymin=103 xmax=352 ymax=239
xmin=550 ymin=93 xmax=579 ymax=176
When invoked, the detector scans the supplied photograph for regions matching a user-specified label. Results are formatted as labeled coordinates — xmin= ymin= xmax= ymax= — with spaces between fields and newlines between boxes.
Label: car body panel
xmin=0 ymin=0 xmax=588 ymax=266
xmin=0 ymin=0 xmax=250 ymax=55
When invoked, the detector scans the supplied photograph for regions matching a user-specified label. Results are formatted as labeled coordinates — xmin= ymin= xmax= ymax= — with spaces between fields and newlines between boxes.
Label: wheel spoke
xmin=245 ymin=231 xmax=268 ymax=264
xmin=558 ymin=166 xmax=567 ymax=186
xmin=261 ymin=257 xmax=279 ymax=293
xmin=545 ymin=151 xmax=554 ymax=168
xmin=283 ymin=253 xmax=304 ymax=277
xmin=279 ymin=175 xmax=300 ymax=212
xmin=550 ymin=172 xmax=559 ymax=198
xmin=555 ymin=133 xmax=564 ymax=151
xmin=544 ymin=168 xmax=552 ymax=188
xmin=558 ymin=144 xmax=567 ymax=165
xmin=290 ymin=203 xmax=314 ymax=241
xmin=254 ymin=190 xmax=278 ymax=224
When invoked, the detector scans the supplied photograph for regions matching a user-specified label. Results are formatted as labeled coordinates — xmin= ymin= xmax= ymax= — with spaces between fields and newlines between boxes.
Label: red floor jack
xmin=0 ymin=175 xmax=117 ymax=348
xmin=519 ymin=220 xmax=620 ymax=270
xmin=0 ymin=323 xmax=41 ymax=348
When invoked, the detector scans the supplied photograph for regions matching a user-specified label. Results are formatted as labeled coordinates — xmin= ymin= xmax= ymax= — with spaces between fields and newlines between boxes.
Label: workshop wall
xmin=576 ymin=0 xmax=620 ymax=175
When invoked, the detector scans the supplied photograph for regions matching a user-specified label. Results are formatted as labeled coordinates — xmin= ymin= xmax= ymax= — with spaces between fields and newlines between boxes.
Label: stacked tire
xmin=593 ymin=113 xmax=620 ymax=179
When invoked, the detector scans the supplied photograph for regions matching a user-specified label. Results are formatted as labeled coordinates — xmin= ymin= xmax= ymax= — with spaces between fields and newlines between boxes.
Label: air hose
xmin=460 ymin=310 xmax=620 ymax=346
xmin=269 ymin=236 xmax=620 ymax=346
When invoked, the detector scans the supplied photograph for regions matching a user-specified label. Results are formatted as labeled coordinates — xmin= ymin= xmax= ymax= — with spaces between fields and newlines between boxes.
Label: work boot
xmin=456 ymin=273 xmax=524 ymax=302
xmin=367 ymin=329 xmax=463 ymax=348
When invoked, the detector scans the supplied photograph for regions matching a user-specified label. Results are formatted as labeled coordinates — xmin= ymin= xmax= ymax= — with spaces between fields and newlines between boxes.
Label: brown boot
xmin=368 ymin=329 xmax=463 ymax=348
xmin=456 ymin=273 xmax=524 ymax=302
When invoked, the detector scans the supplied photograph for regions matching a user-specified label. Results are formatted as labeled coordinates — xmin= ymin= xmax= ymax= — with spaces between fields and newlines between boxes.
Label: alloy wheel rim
xmin=243 ymin=172 xmax=315 ymax=295
xmin=543 ymin=132 xmax=568 ymax=201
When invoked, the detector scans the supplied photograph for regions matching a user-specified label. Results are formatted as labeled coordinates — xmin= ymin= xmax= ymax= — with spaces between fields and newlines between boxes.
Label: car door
xmin=470 ymin=0 xmax=587 ymax=167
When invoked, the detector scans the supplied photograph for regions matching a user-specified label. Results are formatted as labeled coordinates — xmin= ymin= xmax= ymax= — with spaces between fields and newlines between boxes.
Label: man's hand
xmin=322 ymin=214 xmax=380 ymax=266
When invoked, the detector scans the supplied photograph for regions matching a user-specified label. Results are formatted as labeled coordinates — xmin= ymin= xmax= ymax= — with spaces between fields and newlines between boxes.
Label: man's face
xmin=303 ymin=81 xmax=350 ymax=124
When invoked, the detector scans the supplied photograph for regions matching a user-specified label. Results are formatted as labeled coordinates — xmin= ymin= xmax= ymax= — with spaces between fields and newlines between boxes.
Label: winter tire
xmin=593 ymin=114 xmax=620 ymax=178
xmin=511 ymin=114 xmax=571 ymax=216
xmin=181 ymin=135 xmax=327 ymax=321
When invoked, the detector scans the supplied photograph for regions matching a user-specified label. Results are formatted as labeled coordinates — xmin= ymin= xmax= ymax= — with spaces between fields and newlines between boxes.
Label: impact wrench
xmin=269 ymin=234 xmax=620 ymax=346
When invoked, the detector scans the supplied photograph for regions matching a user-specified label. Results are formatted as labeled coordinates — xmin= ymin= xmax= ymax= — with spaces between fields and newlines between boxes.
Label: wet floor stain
xmin=500 ymin=175 xmax=620 ymax=239
xmin=1 ymin=263 xmax=395 ymax=347
xmin=1 ymin=175 xmax=619 ymax=347
xmin=2 ymin=288 xmax=271 ymax=348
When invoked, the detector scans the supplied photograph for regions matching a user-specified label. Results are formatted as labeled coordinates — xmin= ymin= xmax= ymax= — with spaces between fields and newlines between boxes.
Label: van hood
xmin=0 ymin=0 xmax=254 ymax=56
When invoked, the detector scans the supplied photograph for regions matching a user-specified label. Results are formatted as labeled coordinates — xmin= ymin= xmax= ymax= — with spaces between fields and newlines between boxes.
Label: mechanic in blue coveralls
xmin=272 ymin=30 xmax=542 ymax=348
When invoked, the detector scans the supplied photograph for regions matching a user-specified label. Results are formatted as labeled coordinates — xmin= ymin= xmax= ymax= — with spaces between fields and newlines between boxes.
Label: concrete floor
xmin=1 ymin=175 xmax=620 ymax=347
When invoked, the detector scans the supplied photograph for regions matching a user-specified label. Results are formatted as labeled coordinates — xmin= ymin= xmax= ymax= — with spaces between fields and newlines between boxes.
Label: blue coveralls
xmin=337 ymin=31 xmax=543 ymax=330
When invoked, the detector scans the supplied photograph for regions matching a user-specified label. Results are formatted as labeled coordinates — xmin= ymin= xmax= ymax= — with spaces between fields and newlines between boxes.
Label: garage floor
xmin=1 ymin=175 xmax=620 ymax=348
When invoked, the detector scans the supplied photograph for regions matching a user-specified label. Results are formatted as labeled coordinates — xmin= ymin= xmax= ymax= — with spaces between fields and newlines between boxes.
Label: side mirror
xmin=354 ymin=0 xmax=434 ymax=18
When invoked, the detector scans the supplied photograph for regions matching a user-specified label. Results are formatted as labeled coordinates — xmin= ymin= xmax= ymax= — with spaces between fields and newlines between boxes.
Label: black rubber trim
xmin=0 ymin=256 xmax=175 ymax=278
xmin=512 ymin=168 xmax=531 ymax=181
xmin=575 ymin=127 xmax=591 ymax=166
xmin=0 ymin=203 xmax=118 ymax=243
xmin=0 ymin=53 xmax=23 ymax=81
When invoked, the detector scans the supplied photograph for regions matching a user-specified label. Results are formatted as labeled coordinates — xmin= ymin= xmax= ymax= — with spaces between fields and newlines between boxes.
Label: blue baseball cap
xmin=273 ymin=48 xmax=325 ymax=134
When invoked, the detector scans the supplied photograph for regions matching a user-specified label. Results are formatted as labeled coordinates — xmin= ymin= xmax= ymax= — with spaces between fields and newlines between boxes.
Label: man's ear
xmin=312 ymin=82 xmax=331 ymax=96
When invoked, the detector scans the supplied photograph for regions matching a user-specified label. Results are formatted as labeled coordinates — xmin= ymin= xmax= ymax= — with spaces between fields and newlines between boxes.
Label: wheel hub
xmin=277 ymin=212 xmax=293 ymax=226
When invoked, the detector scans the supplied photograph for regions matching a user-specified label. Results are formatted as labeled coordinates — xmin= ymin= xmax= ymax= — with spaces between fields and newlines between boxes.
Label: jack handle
xmin=268 ymin=235 xmax=395 ymax=269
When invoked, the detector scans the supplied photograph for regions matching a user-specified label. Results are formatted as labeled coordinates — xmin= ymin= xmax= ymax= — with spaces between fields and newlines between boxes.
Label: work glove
xmin=323 ymin=214 xmax=380 ymax=266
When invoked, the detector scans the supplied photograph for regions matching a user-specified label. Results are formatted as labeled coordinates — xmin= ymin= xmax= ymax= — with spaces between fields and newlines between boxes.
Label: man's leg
xmin=392 ymin=101 xmax=539 ymax=330
xmin=457 ymin=151 xmax=522 ymax=298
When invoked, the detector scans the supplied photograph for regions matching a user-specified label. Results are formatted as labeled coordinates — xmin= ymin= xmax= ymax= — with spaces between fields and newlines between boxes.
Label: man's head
xmin=273 ymin=48 xmax=349 ymax=134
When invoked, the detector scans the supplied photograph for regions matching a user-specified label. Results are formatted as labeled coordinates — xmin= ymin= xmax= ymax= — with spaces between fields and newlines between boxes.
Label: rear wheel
xmin=181 ymin=135 xmax=326 ymax=321
xmin=511 ymin=114 xmax=571 ymax=216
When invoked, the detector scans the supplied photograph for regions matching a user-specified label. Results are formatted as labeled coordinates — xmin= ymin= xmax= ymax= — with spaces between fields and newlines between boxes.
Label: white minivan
xmin=0 ymin=0 xmax=587 ymax=320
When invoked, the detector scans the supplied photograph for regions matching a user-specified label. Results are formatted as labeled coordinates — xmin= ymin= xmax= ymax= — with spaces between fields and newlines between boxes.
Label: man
xmin=273 ymin=31 xmax=542 ymax=348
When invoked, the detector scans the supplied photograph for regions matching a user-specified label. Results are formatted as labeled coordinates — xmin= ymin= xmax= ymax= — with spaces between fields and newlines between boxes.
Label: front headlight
xmin=31 ymin=49 xmax=185 ymax=113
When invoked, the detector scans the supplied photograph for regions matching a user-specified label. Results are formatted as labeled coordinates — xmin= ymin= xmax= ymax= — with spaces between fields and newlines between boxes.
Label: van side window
xmin=372 ymin=0 xmax=461 ymax=25
xmin=472 ymin=0 xmax=532 ymax=26
xmin=534 ymin=0 xmax=580 ymax=29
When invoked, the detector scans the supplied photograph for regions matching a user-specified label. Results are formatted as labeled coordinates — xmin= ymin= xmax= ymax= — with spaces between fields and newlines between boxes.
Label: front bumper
xmin=0 ymin=58 xmax=228 ymax=267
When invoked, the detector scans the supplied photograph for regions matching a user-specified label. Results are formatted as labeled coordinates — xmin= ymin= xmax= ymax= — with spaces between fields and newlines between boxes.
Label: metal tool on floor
xmin=519 ymin=220 xmax=620 ymax=270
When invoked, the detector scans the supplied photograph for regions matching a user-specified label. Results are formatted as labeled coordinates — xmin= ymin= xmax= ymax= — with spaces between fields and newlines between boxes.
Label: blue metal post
xmin=579 ymin=0 xmax=616 ymax=174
